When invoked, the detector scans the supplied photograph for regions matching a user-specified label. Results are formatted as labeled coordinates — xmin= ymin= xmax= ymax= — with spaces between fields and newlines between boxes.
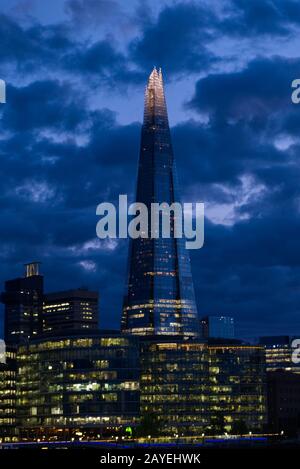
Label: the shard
xmin=121 ymin=68 xmax=199 ymax=337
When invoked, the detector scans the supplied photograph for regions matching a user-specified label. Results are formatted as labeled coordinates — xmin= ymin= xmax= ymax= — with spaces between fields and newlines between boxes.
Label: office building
xmin=16 ymin=331 xmax=140 ymax=440
xmin=42 ymin=289 xmax=99 ymax=334
xmin=0 ymin=345 xmax=17 ymax=442
xmin=259 ymin=336 xmax=300 ymax=374
xmin=208 ymin=344 xmax=267 ymax=434
xmin=201 ymin=316 xmax=235 ymax=339
xmin=140 ymin=338 xmax=209 ymax=436
xmin=267 ymin=370 xmax=300 ymax=436
xmin=1 ymin=263 xmax=43 ymax=345
xmin=139 ymin=339 xmax=267 ymax=436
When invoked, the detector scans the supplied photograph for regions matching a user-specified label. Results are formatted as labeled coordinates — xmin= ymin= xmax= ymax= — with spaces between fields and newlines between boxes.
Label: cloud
xmin=222 ymin=0 xmax=300 ymax=37
xmin=188 ymin=56 xmax=300 ymax=121
xmin=130 ymin=2 xmax=217 ymax=75
xmin=1 ymin=0 xmax=300 ymax=337
xmin=0 ymin=14 xmax=72 ymax=71
xmin=65 ymin=0 xmax=122 ymax=28
xmin=64 ymin=40 xmax=144 ymax=87
xmin=2 ymin=80 xmax=88 ymax=132
xmin=0 ymin=13 xmax=142 ymax=89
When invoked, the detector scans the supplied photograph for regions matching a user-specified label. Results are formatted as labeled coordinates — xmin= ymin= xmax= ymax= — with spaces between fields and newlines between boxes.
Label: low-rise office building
xmin=267 ymin=370 xmax=300 ymax=436
xmin=208 ymin=344 xmax=267 ymax=434
xmin=0 ymin=345 xmax=17 ymax=442
xmin=0 ymin=334 xmax=268 ymax=441
xmin=140 ymin=338 xmax=209 ymax=436
xmin=139 ymin=338 xmax=267 ymax=436
xmin=259 ymin=336 xmax=300 ymax=374
xmin=16 ymin=331 xmax=140 ymax=440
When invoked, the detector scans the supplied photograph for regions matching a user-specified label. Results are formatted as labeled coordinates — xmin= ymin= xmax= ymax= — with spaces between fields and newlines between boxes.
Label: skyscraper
xmin=122 ymin=68 xmax=199 ymax=337
xmin=1 ymin=262 xmax=43 ymax=345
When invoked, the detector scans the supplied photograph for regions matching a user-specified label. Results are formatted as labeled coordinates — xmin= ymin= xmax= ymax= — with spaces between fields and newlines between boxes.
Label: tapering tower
xmin=121 ymin=68 xmax=199 ymax=337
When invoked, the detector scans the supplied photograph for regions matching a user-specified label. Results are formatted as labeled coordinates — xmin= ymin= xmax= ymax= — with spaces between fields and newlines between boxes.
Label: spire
xmin=147 ymin=66 xmax=163 ymax=89
xmin=144 ymin=67 xmax=168 ymax=126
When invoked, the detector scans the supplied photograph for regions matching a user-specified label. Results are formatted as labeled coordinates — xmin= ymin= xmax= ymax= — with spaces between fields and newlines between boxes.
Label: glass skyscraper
xmin=122 ymin=68 xmax=199 ymax=337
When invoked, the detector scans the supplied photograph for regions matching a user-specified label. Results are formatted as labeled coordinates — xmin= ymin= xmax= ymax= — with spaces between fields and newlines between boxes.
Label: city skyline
xmin=2 ymin=2 xmax=300 ymax=452
xmin=0 ymin=1 xmax=300 ymax=338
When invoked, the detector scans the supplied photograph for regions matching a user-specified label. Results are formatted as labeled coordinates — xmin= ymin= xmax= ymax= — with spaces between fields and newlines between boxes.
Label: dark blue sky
xmin=0 ymin=0 xmax=300 ymax=338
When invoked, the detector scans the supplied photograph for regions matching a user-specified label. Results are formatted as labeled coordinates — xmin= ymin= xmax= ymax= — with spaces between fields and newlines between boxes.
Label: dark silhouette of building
xmin=201 ymin=315 xmax=235 ymax=339
xmin=1 ymin=263 xmax=43 ymax=345
xmin=122 ymin=68 xmax=199 ymax=338
xmin=267 ymin=370 xmax=300 ymax=436
xmin=43 ymin=289 xmax=99 ymax=334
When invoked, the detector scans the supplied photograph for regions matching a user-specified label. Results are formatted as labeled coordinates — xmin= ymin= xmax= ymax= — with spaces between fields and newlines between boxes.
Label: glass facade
xmin=201 ymin=316 xmax=235 ymax=339
xmin=16 ymin=332 xmax=140 ymax=440
xmin=0 ymin=346 xmax=17 ymax=442
xmin=140 ymin=339 xmax=209 ymax=436
xmin=0 ymin=335 xmax=268 ymax=440
xmin=208 ymin=345 xmax=267 ymax=433
xmin=122 ymin=68 xmax=199 ymax=338
xmin=140 ymin=340 xmax=267 ymax=436
xmin=259 ymin=336 xmax=300 ymax=374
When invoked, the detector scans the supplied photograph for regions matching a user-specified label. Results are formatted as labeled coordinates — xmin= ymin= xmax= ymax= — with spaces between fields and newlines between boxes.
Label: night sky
xmin=0 ymin=0 xmax=300 ymax=338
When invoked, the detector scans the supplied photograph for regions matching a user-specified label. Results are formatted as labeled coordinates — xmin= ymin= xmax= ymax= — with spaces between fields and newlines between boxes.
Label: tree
xmin=231 ymin=419 xmax=248 ymax=435
xmin=210 ymin=413 xmax=226 ymax=435
xmin=135 ymin=412 xmax=162 ymax=437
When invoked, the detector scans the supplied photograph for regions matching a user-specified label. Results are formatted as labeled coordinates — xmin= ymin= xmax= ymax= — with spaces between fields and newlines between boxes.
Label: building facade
xmin=208 ymin=344 xmax=267 ymax=434
xmin=267 ymin=370 xmax=300 ymax=436
xmin=0 ymin=334 xmax=268 ymax=441
xmin=0 ymin=346 xmax=17 ymax=442
xmin=140 ymin=338 xmax=209 ymax=436
xmin=43 ymin=289 xmax=99 ymax=335
xmin=16 ymin=332 xmax=140 ymax=440
xmin=201 ymin=316 xmax=235 ymax=339
xmin=139 ymin=339 xmax=267 ymax=436
xmin=122 ymin=68 xmax=199 ymax=338
xmin=259 ymin=336 xmax=300 ymax=374
xmin=1 ymin=263 xmax=43 ymax=345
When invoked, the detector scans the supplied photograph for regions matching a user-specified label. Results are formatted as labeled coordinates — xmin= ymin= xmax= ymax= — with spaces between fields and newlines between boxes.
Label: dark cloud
xmin=222 ymin=0 xmax=300 ymax=37
xmin=188 ymin=56 xmax=300 ymax=121
xmin=130 ymin=2 xmax=217 ymax=75
xmin=0 ymin=14 xmax=72 ymax=70
xmin=1 ymin=1 xmax=300 ymax=338
xmin=0 ymin=13 xmax=142 ymax=88
xmin=2 ymin=80 xmax=87 ymax=131
xmin=193 ymin=214 xmax=300 ymax=337
xmin=0 ymin=78 xmax=140 ymax=332
xmin=64 ymin=40 xmax=145 ymax=87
